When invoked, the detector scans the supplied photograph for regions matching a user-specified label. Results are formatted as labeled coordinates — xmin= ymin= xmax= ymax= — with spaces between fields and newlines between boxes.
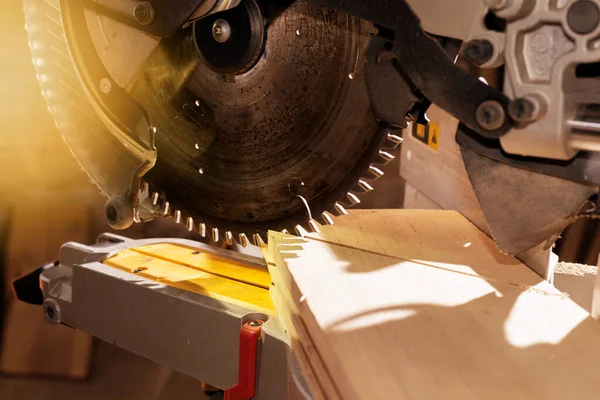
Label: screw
xmin=376 ymin=46 xmax=394 ymax=65
xmin=508 ymin=97 xmax=541 ymax=123
xmin=133 ymin=1 xmax=154 ymax=26
xmin=248 ymin=320 xmax=263 ymax=327
xmin=476 ymin=100 xmax=506 ymax=131
xmin=45 ymin=306 xmax=55 ymax=320
xmin=463 ymin=39 xmax=495 ymax=67
xmin=100 ymin=78 xmax=112 ymax=94
xmin=106 ymin=205 xmax=118 ymax=224
xmin=212 ymin=19 xmax=232 ymax=43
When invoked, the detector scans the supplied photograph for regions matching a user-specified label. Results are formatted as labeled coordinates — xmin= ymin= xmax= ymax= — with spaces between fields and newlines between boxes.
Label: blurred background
xmin=0 ymin=0 xmax=598 ymax=398
xmin=0 ymin=1 xmax=211 ymax=397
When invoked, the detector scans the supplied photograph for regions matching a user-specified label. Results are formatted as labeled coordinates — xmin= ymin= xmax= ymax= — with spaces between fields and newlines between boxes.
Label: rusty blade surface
xmin=131 ymin=0 xmax=388 ymax=236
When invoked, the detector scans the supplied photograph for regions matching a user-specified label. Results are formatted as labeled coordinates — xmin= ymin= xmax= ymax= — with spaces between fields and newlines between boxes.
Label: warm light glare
xmin=0 ymin=2 xmax=90 ymax=196
xmin=503 ymin=283 xmax=588 ymax=347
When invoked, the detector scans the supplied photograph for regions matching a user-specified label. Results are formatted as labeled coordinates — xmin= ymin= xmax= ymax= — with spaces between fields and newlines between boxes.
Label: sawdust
xmin=554 ymin=262 xmax=598 ymax=277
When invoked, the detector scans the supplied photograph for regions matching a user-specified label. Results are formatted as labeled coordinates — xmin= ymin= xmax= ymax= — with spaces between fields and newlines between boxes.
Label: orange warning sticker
xmin=411 ymin=121 xmax=440 ymax=152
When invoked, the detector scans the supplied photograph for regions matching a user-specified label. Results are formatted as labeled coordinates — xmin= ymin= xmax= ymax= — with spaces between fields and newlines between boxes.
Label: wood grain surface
xmin=269 ymin=209 xmax=600 ymax=400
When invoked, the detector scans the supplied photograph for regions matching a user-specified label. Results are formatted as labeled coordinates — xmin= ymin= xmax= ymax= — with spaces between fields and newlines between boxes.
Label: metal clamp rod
xmin=568 ymin=119 xmax=600 ymax=135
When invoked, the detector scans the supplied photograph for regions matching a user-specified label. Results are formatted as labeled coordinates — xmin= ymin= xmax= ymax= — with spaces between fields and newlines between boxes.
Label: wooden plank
xmin=401 ymin=106 xmax=488 ymax=232
xmin=265 ymin=237 xmax=339 ymax=400
xmin=270 ymin=209 xmax=600 ymax=400
xmin=1 ymin=202 xmax=93 ymax=378
xmin=400 ymin=106 xmax=556 ymax=280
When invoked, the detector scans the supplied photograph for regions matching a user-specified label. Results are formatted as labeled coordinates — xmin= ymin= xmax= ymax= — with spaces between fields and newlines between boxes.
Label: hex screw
xmin=106 ymin=205 xmax=118 ymax=225
xmin=476 ymin=100 xmax=506 ymax=131
xmin=45 ymin=306 xmax=55 ymax=320
xmin=508 ymin=97 xmax=541 ymax=123
xmin=463 ymin=39 xmax=495 ymax=67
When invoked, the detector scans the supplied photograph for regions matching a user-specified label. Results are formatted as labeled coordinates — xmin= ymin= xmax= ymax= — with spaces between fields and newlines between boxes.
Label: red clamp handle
xmin=224 ymin=320 xmax=263 ymax=400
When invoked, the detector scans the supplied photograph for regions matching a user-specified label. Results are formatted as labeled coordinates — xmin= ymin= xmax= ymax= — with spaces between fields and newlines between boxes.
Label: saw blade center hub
xmin=193 ymin=0 xmax=265 ymax=75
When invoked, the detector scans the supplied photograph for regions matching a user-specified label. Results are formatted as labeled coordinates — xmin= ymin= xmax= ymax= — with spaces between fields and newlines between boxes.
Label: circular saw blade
xmin=26 ymin=0 xmax=401 ymax=242
xmin=128 ymin=0 xmax=392 ymax=238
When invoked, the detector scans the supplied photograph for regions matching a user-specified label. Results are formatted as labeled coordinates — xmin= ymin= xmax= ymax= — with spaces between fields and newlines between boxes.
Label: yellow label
xmin=428 ymin=121 xmax=440 ymax=151
xmin=411 ymin=121 xmax=440 ymax=152
xmin=416 ymin=123 xmax=426 ymax=139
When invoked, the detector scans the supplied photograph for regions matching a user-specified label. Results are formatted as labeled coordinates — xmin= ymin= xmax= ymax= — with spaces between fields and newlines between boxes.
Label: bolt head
xmin=45 ymin=306 xmax=55 ymax=320
xmin=106 ymin=205 xmax=118 ymax=224
xmin=463 ymin=39 xmax=495 ymax=67
xmin=100 ymin=78 xmax=112 ymax=94
xmin=476 ymin=100 xmax=506 ymax=131
xmin=508 ymin=97 xmax=537 ymax=123
xmin=134 ymin=1 xmax=155 ymax=26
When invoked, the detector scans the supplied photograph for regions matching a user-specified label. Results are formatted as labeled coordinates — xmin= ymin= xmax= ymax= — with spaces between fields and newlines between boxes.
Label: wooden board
xmin=400 ymin=106 xmax=556 ymax=280
xmin=269 ymin=209 xmax=600 ymax=400
xmin=401 ymin=106 xmax=488 ymax=232
xmin=1 ymin=202 xmax=93 ymax=379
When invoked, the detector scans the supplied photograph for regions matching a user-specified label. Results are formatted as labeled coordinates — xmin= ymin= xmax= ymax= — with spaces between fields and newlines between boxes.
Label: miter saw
xmin=14 ymin=0 xmax=600 ymax=398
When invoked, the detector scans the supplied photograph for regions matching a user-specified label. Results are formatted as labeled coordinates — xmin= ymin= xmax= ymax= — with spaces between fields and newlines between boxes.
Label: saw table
xmin=15 ymin=233 xmax=305 ymax=400
xmin=14 ymin=209 xmax=600 ymax=400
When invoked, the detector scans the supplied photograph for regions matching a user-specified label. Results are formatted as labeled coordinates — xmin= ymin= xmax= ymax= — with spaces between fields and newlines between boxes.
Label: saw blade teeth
xmin=368 ymin=165 xmax=384 ymax=179
xmin=334 ymin=202 xmax=348 ymax=216
xmin=346 ymin=192 xmax=361 ymax=205
xmin=174 ymin=210 xmax=182 ymax=224
xmin=151 ymin=192 xmax=159 ymax=206
xmin=358 ymin=179 xmax=374 ymax=193
xmin=294 ymin=225 xmax=309 ymax=237
xmin=211 ymin=227 xmax=219 ymax=242
xmin=252 ymin=233 xmax=265 ymax=247
xmin=307 ymin=219 xmax=321 ymax=233
xmin=225 ymin=231 xmax=234 ymax=245
xmin=133 ymin=208 xmax=141 ymax=224
xmin=141 ymin=181 xmax=149 ymax=193
xmin=378 ymin=150 xmax=396 ymax=164
xmin=186 ymin=217 xmax=194 ymax=231
xmin=238 ymin=233 xmax=249 ymax=247
xmin=162 ymin=202 xmax=171 ymax=216
xmin=321 ymin=211 xmax=335 ymax=225
xmin=199 ymin=223 xmax=207 ymax=238
xmin=387 ymin=133 xmax=403 ymax=146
